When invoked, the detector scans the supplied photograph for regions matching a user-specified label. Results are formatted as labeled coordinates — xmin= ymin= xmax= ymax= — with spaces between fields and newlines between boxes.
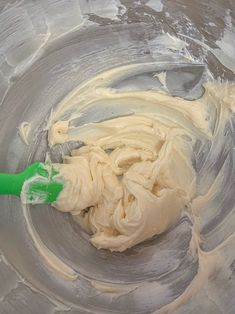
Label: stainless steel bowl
xmin=0 ymin=1 xmax=234 ymax=313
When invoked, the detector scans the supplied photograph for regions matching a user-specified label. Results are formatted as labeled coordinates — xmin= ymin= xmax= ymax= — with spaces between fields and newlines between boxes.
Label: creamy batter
xmin=42 ymin=64 xmax=235 ymax=253
xmin=53 ymin=115 xmax=196 ymax=252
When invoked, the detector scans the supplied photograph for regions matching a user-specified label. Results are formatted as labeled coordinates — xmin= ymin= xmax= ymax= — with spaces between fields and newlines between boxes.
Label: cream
xmin=53 ymin=115 xmax=196 ymax=252
xmin=44 ymin=64 xmax=235 ymax=253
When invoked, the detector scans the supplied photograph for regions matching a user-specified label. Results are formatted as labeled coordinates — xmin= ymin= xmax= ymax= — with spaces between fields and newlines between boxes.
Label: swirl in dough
xmin=53 ymin=115 xmax=196 ymax=252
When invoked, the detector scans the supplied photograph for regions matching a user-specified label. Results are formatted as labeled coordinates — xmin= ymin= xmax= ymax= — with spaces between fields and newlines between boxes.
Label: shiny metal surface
xmin=0 ymin=1 xmax=234 ymax=313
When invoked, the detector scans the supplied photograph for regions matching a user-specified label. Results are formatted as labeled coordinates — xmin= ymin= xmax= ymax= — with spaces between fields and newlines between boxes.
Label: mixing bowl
xmin=0 ymin=0 xmax=234 ymax=313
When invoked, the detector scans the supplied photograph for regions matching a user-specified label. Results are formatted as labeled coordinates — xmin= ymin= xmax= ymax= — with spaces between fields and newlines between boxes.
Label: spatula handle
xmin=0 ymin=173 xmax=23 ymax=196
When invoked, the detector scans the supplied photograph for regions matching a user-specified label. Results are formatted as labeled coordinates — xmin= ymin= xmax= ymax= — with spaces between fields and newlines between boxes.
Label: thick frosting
xmin=53 ymin=115 xmax=196 ymax=251
xmin=44 ymin=64 xmax=234 ymax=252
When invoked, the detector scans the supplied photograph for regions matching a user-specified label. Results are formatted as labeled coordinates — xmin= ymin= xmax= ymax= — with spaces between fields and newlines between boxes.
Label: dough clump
xmin=53 ymin=115 xmax=195 ymax=252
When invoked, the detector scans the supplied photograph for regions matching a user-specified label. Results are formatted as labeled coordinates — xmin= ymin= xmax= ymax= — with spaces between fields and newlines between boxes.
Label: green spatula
xmin=0 ymin=162 xmax=63 ymax=204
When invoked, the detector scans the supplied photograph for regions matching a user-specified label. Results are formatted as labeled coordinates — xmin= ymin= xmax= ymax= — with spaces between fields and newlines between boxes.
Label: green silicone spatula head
xmin=0 ymin=162 xmax=63 ymax=204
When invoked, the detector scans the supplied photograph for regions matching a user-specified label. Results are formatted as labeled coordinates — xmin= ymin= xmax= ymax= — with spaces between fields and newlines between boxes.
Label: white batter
xmin=53 ymin=115 xmax=196 ymax=252
xmin=43 ymin=64 xmax=235 ymax=252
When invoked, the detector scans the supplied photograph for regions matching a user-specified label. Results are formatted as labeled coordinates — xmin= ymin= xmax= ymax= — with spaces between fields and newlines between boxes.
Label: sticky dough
xmin=53 ymin=116 xmax=196 ymax=252
xmin=47 ymin=64 xmax=235 ymax=252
